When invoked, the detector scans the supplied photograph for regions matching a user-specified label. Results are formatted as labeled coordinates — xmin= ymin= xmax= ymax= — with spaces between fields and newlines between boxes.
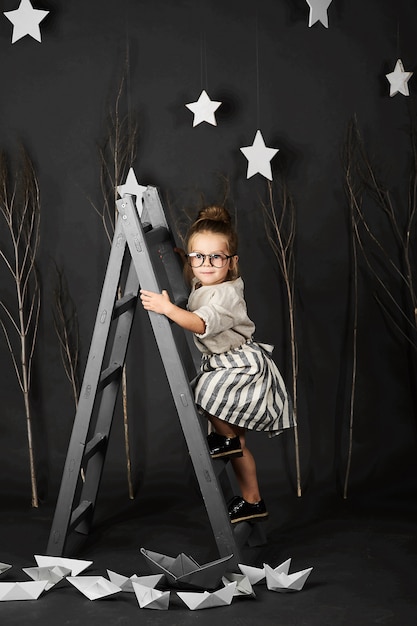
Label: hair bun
xmin=197 ymin=205 xmax=231 ymax=224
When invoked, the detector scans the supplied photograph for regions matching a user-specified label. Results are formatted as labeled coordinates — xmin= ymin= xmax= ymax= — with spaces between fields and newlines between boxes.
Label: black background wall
xmin=1 ymin=0 xmax=417 ymax=529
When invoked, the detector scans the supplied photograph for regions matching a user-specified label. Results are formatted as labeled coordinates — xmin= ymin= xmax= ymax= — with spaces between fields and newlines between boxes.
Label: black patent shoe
xmin=207 ymin=432 xmax=243 ymax=459
xmin=228 ymin=495 xmax=269 ymax=523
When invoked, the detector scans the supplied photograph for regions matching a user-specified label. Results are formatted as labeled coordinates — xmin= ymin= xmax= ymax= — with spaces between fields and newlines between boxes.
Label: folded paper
xmin=222 ymin=572 xmax=256 ymax=597
xmin=264 ymin=563 xmax=313 ymax=592
xmin=177 ymin=581 xmax=237 ymax=610
xmin=237 ymin=563 xmax=265 ymax=585
xmin=34 ymin=555 xmax=92 ymax=576
xmin=23 ymin=565 xmax=71 ymax=590
xmin=132 ymin=581 xmax=170 ymax=610
xmin=0 ymin=563 xmax=12 ymax=577
xmin=66 ymin=576 xmax=121 ymax=600
xmin=140 ymin=548 xmax=233 ymax=590
xmin=271 ymin=558 xmax=292 ymax=575
xmin=107 ymin=570 xmax=163 ymax=593
xmin=0 ymin=580 xmax=48 ymax=601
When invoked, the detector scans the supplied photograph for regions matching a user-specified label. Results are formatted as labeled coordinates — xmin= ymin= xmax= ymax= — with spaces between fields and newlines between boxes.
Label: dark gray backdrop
xmin=1 ymin=0 xmax=416 ymax=526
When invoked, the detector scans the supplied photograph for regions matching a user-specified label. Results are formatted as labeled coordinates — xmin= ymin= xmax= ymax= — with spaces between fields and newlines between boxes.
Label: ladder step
xmin=69 ymin=500 xmax=93 ymax=532
xmin=98 ymin=363 xmax=122 ymax=391
xmin=83 ymin=432 xmax=107 ymax=463
xmin=145 ymin=225 xmax=169 ymax=246
xmin=233 ymin=520 xmax=268 ymax=548
xmin=212 ymin=457 xmax=231 ymax=479
xmin=113 ymin=293 xmax=137 ymax=318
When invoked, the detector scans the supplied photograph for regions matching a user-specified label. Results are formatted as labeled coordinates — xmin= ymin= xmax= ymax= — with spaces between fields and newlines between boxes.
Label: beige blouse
xmin=187 ymin=277 xmax=255 ymax=354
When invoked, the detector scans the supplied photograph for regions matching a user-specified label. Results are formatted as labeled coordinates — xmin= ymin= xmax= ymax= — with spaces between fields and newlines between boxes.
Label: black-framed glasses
xmin=186 ymin=252 xmax=234 ymax=268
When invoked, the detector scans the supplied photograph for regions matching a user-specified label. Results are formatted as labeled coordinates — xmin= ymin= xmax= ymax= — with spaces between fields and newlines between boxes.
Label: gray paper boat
xmin=140 ymin=548 xmax=233 ymax=590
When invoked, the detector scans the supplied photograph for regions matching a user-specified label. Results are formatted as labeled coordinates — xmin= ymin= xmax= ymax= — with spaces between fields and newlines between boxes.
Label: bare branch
xmin=0 ymin=146 xmax=41 ymax=507
xmin=342 ymin=114 xmax=417 ymax=497
xmin=86 ymin=54 xmax=139 ymax=499
xmin=261 ymin=174 xmax=301 ymax=497
xmin=52 ymin=264 xmax=80 ymax=407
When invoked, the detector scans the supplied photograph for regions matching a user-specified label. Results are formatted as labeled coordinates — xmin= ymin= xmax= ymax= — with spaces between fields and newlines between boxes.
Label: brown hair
xmin=185 ymin=205 xmax=240 ymax=282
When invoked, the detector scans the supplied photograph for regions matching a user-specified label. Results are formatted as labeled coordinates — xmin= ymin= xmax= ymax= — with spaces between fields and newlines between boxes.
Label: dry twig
xmin=89 ymin=55 xmax=138 ymax=499
xmin=0 ymin=148 xmax=41 ymax=507
xmin=262 ymin=177 xmax=302 ymax=497
xmin=90 ymin=69 xmax=138 ymax=243
xmin=52 ymin=264 xmax=80 ymax=408
xmin=342 ymin=115 xmax=417 ymax=497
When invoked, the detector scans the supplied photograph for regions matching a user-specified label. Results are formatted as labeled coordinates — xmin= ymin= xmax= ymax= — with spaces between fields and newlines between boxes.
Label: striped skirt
xmin=194 ymin=341 xmax=295 ymax=437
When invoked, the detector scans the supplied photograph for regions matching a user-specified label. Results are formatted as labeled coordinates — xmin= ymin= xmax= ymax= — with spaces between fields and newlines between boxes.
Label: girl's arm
xmin=140 ymin=289 xmax=205 ymax=334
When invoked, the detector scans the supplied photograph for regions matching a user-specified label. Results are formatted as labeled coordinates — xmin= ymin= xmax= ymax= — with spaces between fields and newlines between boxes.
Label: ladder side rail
xmin=75 ymin=260 xmax=140 ymax=534
xmin=141 ymin=187 xmax=169 ymax=230
xmin=117 ymin=195 xmax=241 ymax=566
xmin=47 ymin=221 xmax=128 ymax=555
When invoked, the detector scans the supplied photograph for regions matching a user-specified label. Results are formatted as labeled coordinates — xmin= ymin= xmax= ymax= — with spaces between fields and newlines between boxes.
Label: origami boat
xmin=132 ymin=581 xmax=170 ymax=610
xmin=140 ymin=548 xmax=234 ymax=590
xmin=177 ymin=581 xmax=237 ymax=610
xmin=0 ymin=563 xmax=12 ymax=577
xmin=264 ymin=563 xmax=313 ymax=592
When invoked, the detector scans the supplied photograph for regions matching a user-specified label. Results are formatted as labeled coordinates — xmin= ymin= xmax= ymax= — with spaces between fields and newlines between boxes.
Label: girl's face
xmin=188 ymin=231 xmax=236 ymax=287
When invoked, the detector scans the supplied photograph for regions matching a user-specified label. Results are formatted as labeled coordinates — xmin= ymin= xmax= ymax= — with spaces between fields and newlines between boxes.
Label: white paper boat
xmin=272 ymin=558 xmax=292 ymax=575
xmin=34 ymin=555 xmax=92 ymax=576
xmin=0 ymin=563 xmax=12 ymax=577
xmin=23 ymin=565 xmax=71 ymax=590
xmin=222 ymin=572 xmax=256 ymax=597
xmin=264 ymin=563 xmax=313 ymax=592
xmin=237 ymin=563 xmax=265 ymax=585
xmin=66 ymin=576 xmax=121 ymax=600
xmin=107 ymin=570 xmax=163 ymax=593
xmin=132 ymin=581 xmax=170 ymax=610
xmin=0 ymin=580 xmax=48 ymax=601
xmin=177 ymin=581 xmax=237 ymax=610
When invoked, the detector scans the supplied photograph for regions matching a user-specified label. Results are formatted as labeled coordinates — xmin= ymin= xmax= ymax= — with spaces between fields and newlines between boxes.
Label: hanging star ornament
xmin=185 ymin=90 xmax=222 ymax=127
xmin=305 ymin=0 xmax=333 ymax=28
xmin=117 ymin=168 xmax=147 ymax=216
xmin=240 ymin=130 xmax=279 ymax=181
xmin=4 ymin=0 xmax=49 ymax=44
xmin=386 ymin=59 xmax=413 ymax=97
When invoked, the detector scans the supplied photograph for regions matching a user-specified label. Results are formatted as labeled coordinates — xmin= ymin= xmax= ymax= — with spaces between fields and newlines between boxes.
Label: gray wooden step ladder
xmin=46 ymin=187 xmax=265 ymax=566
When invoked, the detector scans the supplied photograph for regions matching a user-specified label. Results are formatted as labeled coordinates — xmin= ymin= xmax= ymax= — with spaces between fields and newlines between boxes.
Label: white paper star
xmin=185 ymin=90 xmax=222 ymax=127
xmin=240 ymin=130 xmax=279 ymax=181
xmin=117 ymin=168 xmax=147 ymax=216
xmin=386 ymin=59 xmax=413 ymax=97
xmin=4 ymin=0 xmax=49 ymax=44
xmin=306 ymin=0 xmax=332 ymax=28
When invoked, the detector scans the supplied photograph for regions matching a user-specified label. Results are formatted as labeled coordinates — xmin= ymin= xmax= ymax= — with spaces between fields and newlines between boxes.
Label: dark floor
xmin=1 ymin=478 xmax=417 ymax=626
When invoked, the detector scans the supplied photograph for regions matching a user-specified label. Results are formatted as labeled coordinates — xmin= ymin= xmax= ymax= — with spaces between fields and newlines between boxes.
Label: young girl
xmin=140 ymin=206 xmax=294 ymax=523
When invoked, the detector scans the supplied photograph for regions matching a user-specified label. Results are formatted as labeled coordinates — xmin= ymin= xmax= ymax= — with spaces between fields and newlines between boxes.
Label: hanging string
xmin=396 ymin=19 xmax=400 ymax=60
xmin=255 ymin=9 xmax=260 ymax=129
xmin=124 ymin=0 xmax=132 ymax=137
xmin=200 ymin=30 xmax=208 ymax=91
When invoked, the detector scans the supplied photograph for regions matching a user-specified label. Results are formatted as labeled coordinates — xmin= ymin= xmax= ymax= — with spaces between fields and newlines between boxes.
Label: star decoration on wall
xmin=385 ymin=59 xmax=413 ymax=97
xmin=240 ymin=130 xmax=279 ymax=181
xmin=306 ymin=0 xmax=333 ymax=28
xmin=4 ymin=0 xmax=49 ymax=44
xmin=117 ymin=168 xmax=147 ymax=217
xmin=185 ymin=90 xmax=222 ymax=127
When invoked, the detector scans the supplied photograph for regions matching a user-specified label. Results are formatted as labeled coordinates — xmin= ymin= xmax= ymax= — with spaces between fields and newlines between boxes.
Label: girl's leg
xmin=207 ymin=414 xmax=262 ymax=504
